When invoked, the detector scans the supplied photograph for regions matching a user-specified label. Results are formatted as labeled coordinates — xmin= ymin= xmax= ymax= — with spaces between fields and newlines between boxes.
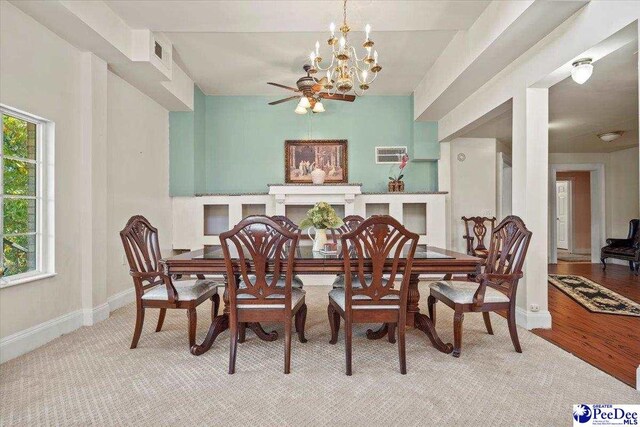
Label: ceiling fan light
xmin=298 ymin=97 xmax=311 ymax=109
xmin=598 ymin=131 xmax=623 ymax=142
xmin=571 ymin=58 xmax=593 ymax=84
xmin=295 ymin=105 xmax=308 ymax=115
xmin=312 ymin=101 xmax=325 ymax=113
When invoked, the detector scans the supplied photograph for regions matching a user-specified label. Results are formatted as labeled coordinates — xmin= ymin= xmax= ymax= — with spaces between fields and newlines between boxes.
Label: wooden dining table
xmin=161 ymin=245 xmax=482 ymax=356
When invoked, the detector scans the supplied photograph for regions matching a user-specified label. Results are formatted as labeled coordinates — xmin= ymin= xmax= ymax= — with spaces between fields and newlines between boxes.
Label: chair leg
xmin=238 ymin=323 xmax=247 ymax=343
xmin=427 ymin=295 xmax=436 ymax=326
xmin=328 ymin=304 xmax=340 ymax=344
xmin=155 ymin=308 xmax=166 ymax=332
xmin=295 ymin=303 xmax=308 ymax=343
xmin=452 ymin=308 xmax=464 ymax=358
xmin=630 ymin=261 xmax=635 ymax=272
xmin=398 ymin=321 xmax=407 ymax=375
xmin=345 ymin=317 xmax=353 ymax=376
xmin=211 ymin=293 xmax=220 ymax=320
xmin=229 ymin=321 xmax=238 ymax=374
xmin=187 ymin=308 xmax=197 ymax=348
xmin=635 ymin=263 xmax=639 ymax=276
xmin=482 ymin=312 xmax=494 ymax=335
xmin=387 ymin=322 xmax=396 ymax=344
xmin=284 ymin=317 xmax=292 ymax=374
xmin=130 ymin=304 xmax=145 ymax=349
xmin=601 ymin=258 xmax=606 ymax=270
xmin=507 ymin=307 xmax=522 ymax=353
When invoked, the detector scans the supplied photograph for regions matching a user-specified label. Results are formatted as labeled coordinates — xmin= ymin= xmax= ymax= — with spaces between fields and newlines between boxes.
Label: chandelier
xmin=308 ymin=0 xmax=381 ymax=96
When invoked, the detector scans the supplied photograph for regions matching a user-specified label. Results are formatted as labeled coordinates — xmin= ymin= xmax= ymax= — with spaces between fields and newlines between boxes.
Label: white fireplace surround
xmin=171 ymin=184 xmax=447 ymax=251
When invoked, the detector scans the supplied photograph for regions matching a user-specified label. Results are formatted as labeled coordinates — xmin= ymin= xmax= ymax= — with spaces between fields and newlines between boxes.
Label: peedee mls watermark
xmin=573 ymin=404 xmax=639 ymax=426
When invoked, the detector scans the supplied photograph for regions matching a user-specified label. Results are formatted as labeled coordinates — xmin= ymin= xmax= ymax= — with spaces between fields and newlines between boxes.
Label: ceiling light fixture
xmin=571 ymin=58 xmax=593 ymax=84
xmin=308 ymin=0 xmax=381 ymax=96
xmin=294 ymin=105 xmax=308 ymax=115
xmin=597 ymin=131 xmax=624 ymax=142
xmin=312 ymin=101 xmax=325 ymax=113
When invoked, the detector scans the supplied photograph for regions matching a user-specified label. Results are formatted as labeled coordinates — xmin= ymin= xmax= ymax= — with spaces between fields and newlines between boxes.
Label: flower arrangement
xmin=299 ymin=202 xmax=343 ymax=230
xmin=388 ymin=153 xmax=409 ymax=192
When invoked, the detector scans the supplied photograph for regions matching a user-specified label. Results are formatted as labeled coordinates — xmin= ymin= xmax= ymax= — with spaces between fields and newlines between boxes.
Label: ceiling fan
xmin=267 ymin=65 xmax=355 ymax=114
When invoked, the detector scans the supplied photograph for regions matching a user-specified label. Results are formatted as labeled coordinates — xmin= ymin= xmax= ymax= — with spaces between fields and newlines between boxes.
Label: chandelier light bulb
xmin=330 ymin=22 xmax=335 ymax=36
xmin=298 ymin=97 xmax=311 ymax=109
xmin=365 ymin=24 xmax=371 ymax=39
xmin=315 ymin=41 xmax=320 ymax=55
xmin=339 ymin=36 xmax=346 ymax=49
xmin=571 ymin=58 xmax=593 ymax=85
xmin=373 ymin=50 xmax=378 ymax=63
xmin=295 ymin=105 xmax=308 ymax=115
xmin=362 ymin=70 xmax=368 ymax=81
xmin=310 ymin=52 xmax=316 ymax=63
xmin=312 ymin=101 xmax=325 ymax=113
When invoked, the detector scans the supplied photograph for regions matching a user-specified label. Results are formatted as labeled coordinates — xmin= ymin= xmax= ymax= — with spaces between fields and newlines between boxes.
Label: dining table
xmin=161 ymin=245 xmax=482 ymax=356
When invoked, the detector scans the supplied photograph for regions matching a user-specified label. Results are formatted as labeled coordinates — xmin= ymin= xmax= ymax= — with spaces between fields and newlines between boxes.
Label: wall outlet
xmin=530 ymin=304 xmax=540 ymax=312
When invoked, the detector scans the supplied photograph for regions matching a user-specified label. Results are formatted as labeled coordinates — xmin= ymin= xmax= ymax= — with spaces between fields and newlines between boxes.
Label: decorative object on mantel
xmin=308 ymin=0 xmax=382 ymax=97
xmin=300 ymin=202 xmax=343 ymax=251
xmin=388 ymin=153 xmax=409 ymax=193
xmin=310 ymin=167 xmax=327 ymax=184
xmin=285 ymin=140 xmax=348 ymax=184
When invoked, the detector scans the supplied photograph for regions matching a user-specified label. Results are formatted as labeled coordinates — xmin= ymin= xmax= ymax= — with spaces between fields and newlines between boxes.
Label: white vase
xmin=310 ymin=168 xmax=326 ymax=185
xmin=307 ymin=228 xmax=328 ymax=252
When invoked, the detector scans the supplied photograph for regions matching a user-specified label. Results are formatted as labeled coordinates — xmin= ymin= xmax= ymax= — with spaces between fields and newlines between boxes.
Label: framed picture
xmin=285 ymin=140 xmax=348 ymax=184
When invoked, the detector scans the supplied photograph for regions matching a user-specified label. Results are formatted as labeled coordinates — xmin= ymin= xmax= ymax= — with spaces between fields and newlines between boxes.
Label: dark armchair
xmin=601 ymin=219 xmax=639 ymax=275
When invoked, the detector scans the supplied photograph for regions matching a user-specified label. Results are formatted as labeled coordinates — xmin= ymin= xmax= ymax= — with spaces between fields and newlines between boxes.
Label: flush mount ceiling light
xmin=597 ymin=131 xmax=624 ymax=142
xmin=571 ymin=58 xmax=593 ymax=84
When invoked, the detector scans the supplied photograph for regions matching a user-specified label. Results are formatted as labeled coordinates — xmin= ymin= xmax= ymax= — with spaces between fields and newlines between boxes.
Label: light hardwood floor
xmin=537 ymin=263 xmax=640 ymax=388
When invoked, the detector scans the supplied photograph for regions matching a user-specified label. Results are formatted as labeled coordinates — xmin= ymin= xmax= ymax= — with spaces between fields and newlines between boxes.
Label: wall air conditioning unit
xmin=375 ymin=146 xmax=408 ymax=164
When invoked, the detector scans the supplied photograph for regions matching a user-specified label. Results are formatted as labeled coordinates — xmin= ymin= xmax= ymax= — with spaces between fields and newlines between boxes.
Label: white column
xmin=438 ymin=141 xmax=452 ymax=249
xmin=511 ymin=87 xmax=552 ymax=329
xmin=79 ymin=53 xmax=109 ymax=326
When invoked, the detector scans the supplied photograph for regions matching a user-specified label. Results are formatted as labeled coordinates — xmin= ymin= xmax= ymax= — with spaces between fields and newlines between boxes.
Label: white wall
xmin=106 ymin=72 xmax=171 ymax=298
xmin=449 ymin=138 xmax=498 ymax=253
xmin=0 ymin=2 xmax=172 ymax=361
xmin=549 ymin=148 xmax=639 ymax=240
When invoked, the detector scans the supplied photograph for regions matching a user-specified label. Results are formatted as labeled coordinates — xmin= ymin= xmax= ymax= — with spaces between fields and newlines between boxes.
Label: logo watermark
xmin=573 ymin=405 xmax=639 ymax=426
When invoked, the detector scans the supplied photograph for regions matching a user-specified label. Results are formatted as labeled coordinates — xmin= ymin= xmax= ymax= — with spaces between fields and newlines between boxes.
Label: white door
xmin=556 ymin=181 xmax=569 ymax=250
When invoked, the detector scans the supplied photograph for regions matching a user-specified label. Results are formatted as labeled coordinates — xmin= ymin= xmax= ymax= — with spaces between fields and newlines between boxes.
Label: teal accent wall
xmin=170 ymin=91 xmax=440 ymax=195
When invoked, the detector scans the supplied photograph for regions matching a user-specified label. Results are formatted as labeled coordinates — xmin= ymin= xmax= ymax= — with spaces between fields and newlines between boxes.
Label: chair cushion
xmin=429 ymin=281 xmax=509 ymax=304
xmin=242 ymin=274 xmax=304 ymax=289
xmin=328 ymin=288 xmax=400 ymax=310
xmin=602 ymin=246 xmax=638 ymax=257
xmin=236 ymin=288 xmax=305 ymax=309
xmin=331 ymin=274 xmax=401 ymax=289
xmin=142 ymin=279 xmax=221 ymax=301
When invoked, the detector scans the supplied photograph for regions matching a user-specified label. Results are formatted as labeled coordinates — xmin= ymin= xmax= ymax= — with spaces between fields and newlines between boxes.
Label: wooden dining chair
xmin=330 ymin=215 xmax=365 ymax=289
xmin=428 ymin=215 xmax=532 ymax=357
xmin=120 ymin=215 xmax=221 ymax=350
xmin=462 ymin=216 xmax=497 ymax=260
xmin=221 ymin=216 xmax=307 ymax=374
xmin=327 ymin=215 xmax=419 ymax=375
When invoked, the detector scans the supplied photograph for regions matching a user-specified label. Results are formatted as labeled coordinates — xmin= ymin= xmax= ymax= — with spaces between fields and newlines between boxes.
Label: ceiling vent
xmin=375 ymin=146 xmax=408 ymax=164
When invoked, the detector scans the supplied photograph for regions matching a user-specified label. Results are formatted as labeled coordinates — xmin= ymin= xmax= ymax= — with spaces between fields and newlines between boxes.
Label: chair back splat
xmin=462 ymin=216 xmax=497 ymax=258
xmin=120 ymin=215 xmax=167 ymax=293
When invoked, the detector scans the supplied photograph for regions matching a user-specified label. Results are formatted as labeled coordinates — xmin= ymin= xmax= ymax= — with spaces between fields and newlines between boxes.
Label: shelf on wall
xmin=403 ymin=203 xmax=427 ymax=235
xmin=242 ymin=204 xmax=266 ymax=218
xmin=365 ymin=203 xmax=389 ymax=217
xmin=204 ymin=205 xmax=229 ymax=236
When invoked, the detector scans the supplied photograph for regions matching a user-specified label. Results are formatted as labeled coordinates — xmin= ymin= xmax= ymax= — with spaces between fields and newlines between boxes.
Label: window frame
xmin=0 ymin=105 xmax=55 ymax=287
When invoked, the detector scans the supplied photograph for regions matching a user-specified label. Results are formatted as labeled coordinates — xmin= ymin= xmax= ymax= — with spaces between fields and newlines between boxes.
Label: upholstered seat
xmin=142 ymin=278 xmax=222 ymax=301
xmin=328 ymin=288 xmax=400 ymax=310
xmin=242 ymin=274 xmax=304 ymax=289
xmin=601 ymin=219 xmax=640 ymax=274
xmin=236 ymin=288 xmax=305 ymax=309
xmin=332 ymin=274 xmax=400 ymax=289
xmin=429 ymin=280 xmax=509 ymax=304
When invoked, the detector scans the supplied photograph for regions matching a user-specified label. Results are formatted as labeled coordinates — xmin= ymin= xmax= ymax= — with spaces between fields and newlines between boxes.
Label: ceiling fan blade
xmin=267 ymin=82 xmax=300 ymax=92
xmin=268 ymin=96 xmax=300 ymax=105
xmin=319 ymin=93 xmax=356 ymax=102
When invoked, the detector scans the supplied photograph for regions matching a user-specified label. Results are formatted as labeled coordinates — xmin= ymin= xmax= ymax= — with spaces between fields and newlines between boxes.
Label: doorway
xmin=555 ymin=180 xmax=571 ymax=251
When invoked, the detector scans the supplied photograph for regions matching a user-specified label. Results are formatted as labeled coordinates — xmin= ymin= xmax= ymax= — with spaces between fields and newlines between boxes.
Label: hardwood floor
xmin=536 ymin=263 xmax=640 ymax=388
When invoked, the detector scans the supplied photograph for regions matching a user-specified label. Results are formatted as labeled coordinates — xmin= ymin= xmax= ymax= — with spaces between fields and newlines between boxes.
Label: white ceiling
xmin=459 ymin=41 xmax=639 ymax=153
xmin=106 ymin=1 xmax=491 ymax=95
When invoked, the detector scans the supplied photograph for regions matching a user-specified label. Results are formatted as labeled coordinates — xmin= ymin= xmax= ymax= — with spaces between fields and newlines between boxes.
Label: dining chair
xmin=330 ymin=215 xmax=365 ymax=289
xmin=461 ymin=216 xmax=497 ymax=260
xmin=120 ymin=215 xmax=222 ymax=350
xmin=327 ymin=215 xmax=419 ymax=375
xmin=221 ymin=216 xmax=307 ymax=374
xmin=428 ymin=215 xmax=532 ymax=357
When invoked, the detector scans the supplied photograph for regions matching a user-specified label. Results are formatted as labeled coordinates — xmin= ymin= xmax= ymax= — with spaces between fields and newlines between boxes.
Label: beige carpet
xmin=1 ymin=284 xmax=638 ymax=426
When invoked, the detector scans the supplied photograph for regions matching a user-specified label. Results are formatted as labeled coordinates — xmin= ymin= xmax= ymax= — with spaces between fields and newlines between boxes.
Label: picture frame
xmin=284 ymin=139 xmax=348 ymax=184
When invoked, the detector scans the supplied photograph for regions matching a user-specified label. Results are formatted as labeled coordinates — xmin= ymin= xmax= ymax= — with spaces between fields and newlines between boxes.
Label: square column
xmin=511 ymin=88 xmax=552 ymax=329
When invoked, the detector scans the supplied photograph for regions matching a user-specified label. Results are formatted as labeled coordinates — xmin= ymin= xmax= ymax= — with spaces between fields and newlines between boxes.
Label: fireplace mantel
xmin=268 ymin=184 xmax=362 ymax=215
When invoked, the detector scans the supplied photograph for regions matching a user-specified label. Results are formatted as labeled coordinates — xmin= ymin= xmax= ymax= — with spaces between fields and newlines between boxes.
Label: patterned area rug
xmin=549 ymin=274 xmax=640 ymax=317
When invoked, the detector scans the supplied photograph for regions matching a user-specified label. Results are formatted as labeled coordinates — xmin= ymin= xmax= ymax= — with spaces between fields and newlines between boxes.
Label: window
xmin=1 ymin=106 xmax=54 ymax=285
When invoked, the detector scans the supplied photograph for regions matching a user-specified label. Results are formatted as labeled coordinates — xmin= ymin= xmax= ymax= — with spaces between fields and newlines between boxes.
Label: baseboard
xmin=107 ymin=287 xmax=135 ymax=311
xmin=83 ymin=302 xmax=110 ymax=326
xmin=0 ymin=309 xmax=84 ymax=364
xmin=516 ymin=307 xmax=552 ymax=330
xmin=608 ymin=258 xmax=632 ymax=267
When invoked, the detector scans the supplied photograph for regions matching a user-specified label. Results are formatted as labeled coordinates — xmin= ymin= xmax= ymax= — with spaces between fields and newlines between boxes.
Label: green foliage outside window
xmin=2 ymin=114 xmax=37 ymax=277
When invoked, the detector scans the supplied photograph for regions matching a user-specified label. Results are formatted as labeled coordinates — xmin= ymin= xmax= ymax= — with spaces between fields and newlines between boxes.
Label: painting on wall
xmin=285 ymin=140 xmax=348 ymax=183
